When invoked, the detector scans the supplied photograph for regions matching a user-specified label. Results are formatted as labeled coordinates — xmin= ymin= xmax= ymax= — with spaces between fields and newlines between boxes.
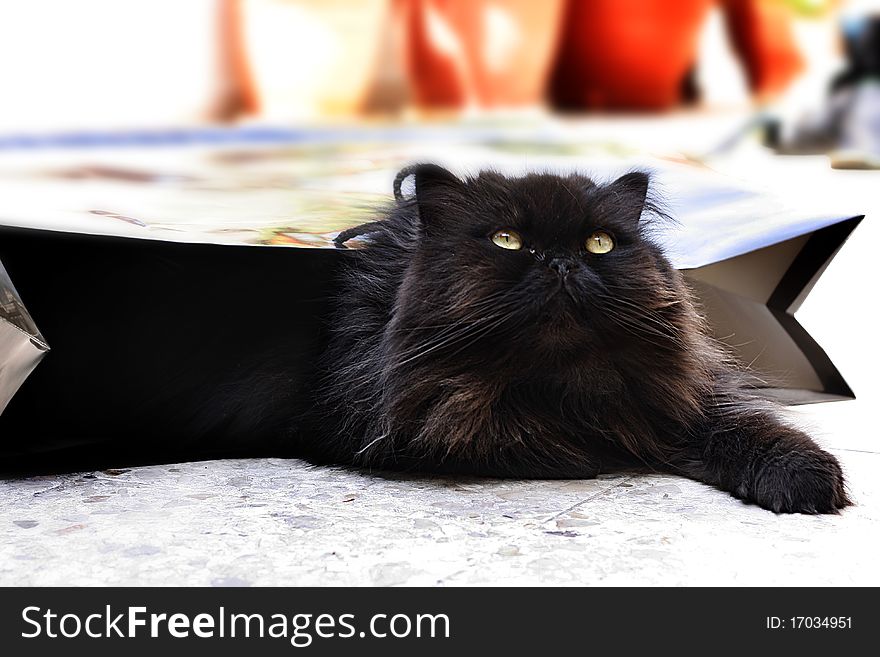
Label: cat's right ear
xmin=606 ymin=172 xmax=650 ymax=226
xmin=408 ymin=164 xmax=463 ymax=231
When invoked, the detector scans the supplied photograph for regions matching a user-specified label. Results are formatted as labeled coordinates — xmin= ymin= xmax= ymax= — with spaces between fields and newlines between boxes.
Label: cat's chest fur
xmin=379 ymin=359 xmax=675 ymax=476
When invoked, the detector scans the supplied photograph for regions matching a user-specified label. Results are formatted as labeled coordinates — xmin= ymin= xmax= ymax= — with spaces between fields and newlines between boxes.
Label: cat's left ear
xmin=607 ymin=172 xmax=650 ymax=225
xmin=411 ymin=164 xmax=464 ymax=231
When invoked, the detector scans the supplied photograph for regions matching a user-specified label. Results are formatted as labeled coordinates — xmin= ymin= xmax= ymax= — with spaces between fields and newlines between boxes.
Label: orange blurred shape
xmin=403 ymin=0 xmax=566 ymax=109
xmin=550 ymin=0 xmax=714 ymax=111
xmin=722 ymin=0 xmax=805 ymax=102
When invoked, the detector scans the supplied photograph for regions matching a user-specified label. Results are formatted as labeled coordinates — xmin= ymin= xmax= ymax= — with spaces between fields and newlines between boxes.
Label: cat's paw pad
xmin=748 ymin=448 xmax=851 ymax=514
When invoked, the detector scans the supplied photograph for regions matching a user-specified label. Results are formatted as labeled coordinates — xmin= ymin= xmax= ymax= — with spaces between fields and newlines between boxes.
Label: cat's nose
xmin=548 ymin=257 xmax=574 ymax=277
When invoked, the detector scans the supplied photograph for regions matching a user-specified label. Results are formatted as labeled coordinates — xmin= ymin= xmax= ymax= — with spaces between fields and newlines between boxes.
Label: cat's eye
xmin=491 ymin=229 xmax=523 ymax=250
xmin=585 ymin=230 xmax=614 ymax=254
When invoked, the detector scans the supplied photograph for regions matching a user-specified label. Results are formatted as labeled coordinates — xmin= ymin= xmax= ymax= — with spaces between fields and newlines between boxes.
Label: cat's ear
xmin=607 ymin=172 xmax=650 ymax=225
xmin=410 ymin=164 xmax=463 ymax=230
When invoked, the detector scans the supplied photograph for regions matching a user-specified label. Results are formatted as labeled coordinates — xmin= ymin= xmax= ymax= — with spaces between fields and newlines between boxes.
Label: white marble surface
xmin=0 ymin=439 xmax=877 ymax=586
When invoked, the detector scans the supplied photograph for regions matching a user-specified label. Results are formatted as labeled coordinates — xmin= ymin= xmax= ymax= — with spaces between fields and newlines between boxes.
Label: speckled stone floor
xmin=1 ymin=422 xmax=877 ymax=586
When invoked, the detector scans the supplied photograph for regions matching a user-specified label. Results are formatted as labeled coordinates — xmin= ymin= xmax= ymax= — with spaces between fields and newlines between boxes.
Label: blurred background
xmin=0 ymin=0 xmax=876 ymax=150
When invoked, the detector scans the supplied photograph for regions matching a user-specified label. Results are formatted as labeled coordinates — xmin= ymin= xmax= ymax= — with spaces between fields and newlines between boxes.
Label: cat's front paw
xmin=746 ymin=447 xmax=851 ymax=514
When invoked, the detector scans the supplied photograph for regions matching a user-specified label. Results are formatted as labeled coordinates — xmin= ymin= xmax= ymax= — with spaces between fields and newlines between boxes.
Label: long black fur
xmin=312 ymin=165 xmax=850 ymax=514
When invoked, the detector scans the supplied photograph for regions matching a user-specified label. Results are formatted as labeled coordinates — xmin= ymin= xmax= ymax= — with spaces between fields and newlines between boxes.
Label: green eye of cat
xmin=491 ymin=229 xmax=523 ymax=250
xmin=585 ymin=230 xmax=614 ymax=254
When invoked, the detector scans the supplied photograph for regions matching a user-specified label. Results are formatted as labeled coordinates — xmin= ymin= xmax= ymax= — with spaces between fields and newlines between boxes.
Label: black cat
xmin=316 ymin=164 xmax=850 ymax=514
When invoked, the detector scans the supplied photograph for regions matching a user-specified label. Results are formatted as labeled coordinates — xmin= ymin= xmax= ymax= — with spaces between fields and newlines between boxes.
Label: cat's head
xmin=388 ymin=165 xmax=695 ymax=374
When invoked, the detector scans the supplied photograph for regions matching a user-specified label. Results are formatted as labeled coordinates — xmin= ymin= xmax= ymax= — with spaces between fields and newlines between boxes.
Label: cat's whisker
xmin=436 ymin=311 xmax=522 ymax=362
xmin=331 ymin=307 xmax=515 ymax=388
xmin=393 ymin=295 xmax=523 ymax=346
xmin=354 ymin=431 xmax=390 ymax=456
xmin=592 ymin=294 xmax=690 ymax=348
xmin=596 ymin=291 xmax=684 ymax=328
xmin=388 ymin=291 xmax=514 ymax=335
xmin=598 ymin=308 xmax=682 ymax=351
xmin=391 ymin=306 xmax=520 ymax=368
